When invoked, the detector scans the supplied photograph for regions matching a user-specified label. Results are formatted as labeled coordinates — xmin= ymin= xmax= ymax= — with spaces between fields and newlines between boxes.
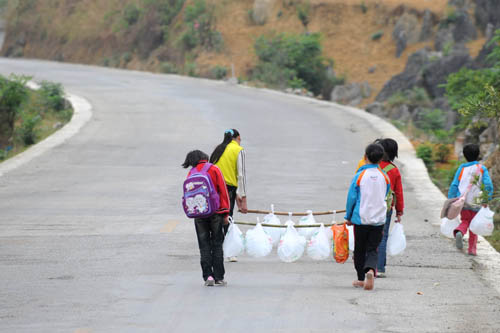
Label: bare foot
xmin=352 ymin=280 xmax=364 ymax=288
xmin=364 ymin=270 xmax=374 ymax=290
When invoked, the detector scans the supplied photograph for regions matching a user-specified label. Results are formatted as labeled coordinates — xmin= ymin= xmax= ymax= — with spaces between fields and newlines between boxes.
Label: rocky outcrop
xmin=392 ymin=13 xmax=419 ymax=57
xmin=331 ymin=82 xmax=371 ymax=106
xmin=376 ymin=48 xmax=430 ymax=102
xmin=422 ymin=49 xmax=471 ymax=98
xmin=474 ymin=0 xmax=500 ymax=32
xmin=452 ymin=9 xmax=477 ymax=43
xmin=419 ymin=10 xmax=434 ymax=42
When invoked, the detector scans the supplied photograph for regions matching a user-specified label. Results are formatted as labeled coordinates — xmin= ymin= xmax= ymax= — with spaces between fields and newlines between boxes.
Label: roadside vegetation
xmin=250 ymin=32 xmax=343 ymax=98
xmin=400 ymin=30 xmax=500 ymax=251
xmin=0 ymin=74 xmax=73 ymax=161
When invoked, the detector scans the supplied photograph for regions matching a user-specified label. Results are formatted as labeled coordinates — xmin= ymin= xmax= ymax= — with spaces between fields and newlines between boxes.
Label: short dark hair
xmin=463 ymin=143 xmax=480 ymax=162
xmin=365 ymin=143 xmax=384 ymax=164
xmin=182 ymin=150 xmax=209 ymax=168
xmin=380 ymin=138 xmax=398 ymax=162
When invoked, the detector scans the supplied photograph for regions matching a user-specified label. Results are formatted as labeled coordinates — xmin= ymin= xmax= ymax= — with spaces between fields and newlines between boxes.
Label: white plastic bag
xmin=278 ymin=222 xmax=306 ymax=262
xmin=440 ymin=217 xmax=460 ymax=238
xmin=347 ymin=224 xmax=355 ymax=251
xmin=470 ymin=207 xmax=495 ymax=236
xmin=245 ymin=220 xmax=273 ymax=257
xmin=263 ymin=204 xmax=282 ymax=247
xmin=223 ymin=219 xmax=245 ymax=257
xmin=307 ymin=224 xmax=331 ymax=260
xmin=387 ymin=223 xmax=406 ymax=256
xmin=298 ymin=210 xmax=318 ymax=239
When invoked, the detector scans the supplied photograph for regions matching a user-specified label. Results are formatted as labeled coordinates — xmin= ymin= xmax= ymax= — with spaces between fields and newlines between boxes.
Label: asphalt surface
xmin=0 ymin=58 xmax=499 ymax=333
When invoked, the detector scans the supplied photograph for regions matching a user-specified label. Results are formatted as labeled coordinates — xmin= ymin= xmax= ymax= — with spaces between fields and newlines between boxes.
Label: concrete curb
xmin=0 ymin=82 xmax=92 ymax=177
xmin=233 ymin=83 xmax=500 ymax=294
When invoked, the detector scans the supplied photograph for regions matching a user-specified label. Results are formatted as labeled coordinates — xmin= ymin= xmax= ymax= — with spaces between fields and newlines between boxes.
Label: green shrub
xmin=416 ymin=143 xmax=434 ymax=168
xmin=0 ymin=74 xmax=30 ymax=135
xmin=185 ymin=0 xmax=206 ymax=23
xmin=252 ymin=33 xmax=339 ymax=96
xmin=180 ymin=27 xmax=199 ymax=50
xmin=371 ymin=31 xmax=383 ymax=41
xmin=361 ymin=1 xmax=368 ymax=14
xmin=416 ymin=108 xmax=445 ymax=131
xmin=211 ymin=65 xmax=228 ymax=80
xmin=184 ymin=62 xmax=198 ymax=77
xmin=122 ymin=52 xmax=133 ymax=64
xmin=161 ymin=62 xmax=178 ymax=74
xmin=39 ymin=81 xmax=65 ymax=111
xmin=446 ymin=68 xmax=500 ymax=111
xmin=0 ymin=149 xmax=6 ymax=161
xmin=486 ymin=29 xmax=500 ymax=66
xmin=297 ymin=2 xmax=310 ymax=28
xmin=18 ymin=112 xmax=41 ymax=145
xmin=434 ymin=143 xmax=451 ymax=163
xmin=123 ymin=3 xmax=141 ymax=26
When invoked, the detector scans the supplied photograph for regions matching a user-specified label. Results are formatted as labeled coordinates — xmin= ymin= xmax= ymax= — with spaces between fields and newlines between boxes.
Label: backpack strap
xmin=200 ymin=162 xmax=212 ymax=173
xmin=383 ymin=163 xmax=395 ymax=173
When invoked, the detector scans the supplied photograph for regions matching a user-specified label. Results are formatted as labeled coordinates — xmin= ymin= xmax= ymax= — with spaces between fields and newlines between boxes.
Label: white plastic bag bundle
xmin=387 ymin=223 xmax=406 ymax=256
xmin=440 ymin=217 xmax=460 ymax=238
xmin=223 ymin=219 xmax=245 ymax=257
xmin=307 ymin=224 xmax=331 ymax=260
xmin=278 ymin=222 xmax=306 ymax=262
xmin=245 ymin=219 xmax=273 ymax=257
xmin=298 ymin=210 xmax=318 ymax=239
xmin=347 ymin=224 xmax=355 ymax=251
xmin=470 ymin=207 xmax=495 ymax=236
xmin=263 ymin=204 xmax=283 ymax=247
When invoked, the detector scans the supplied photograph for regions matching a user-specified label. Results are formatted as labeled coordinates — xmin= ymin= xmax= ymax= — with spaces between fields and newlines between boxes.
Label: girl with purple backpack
xmin=182 ymin=150 xmax=230 ymax=286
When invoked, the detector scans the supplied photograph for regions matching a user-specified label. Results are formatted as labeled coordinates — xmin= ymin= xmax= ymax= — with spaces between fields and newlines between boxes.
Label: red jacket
xmin=380 ymin=161 xmax=404 ymax=216
xmin=188 ymin=160 xmax=230 ymax=216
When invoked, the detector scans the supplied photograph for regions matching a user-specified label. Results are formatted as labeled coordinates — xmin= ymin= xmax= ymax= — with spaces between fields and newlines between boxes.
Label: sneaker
xmin=229 ymin=256 xmax=238 ymax=262
xmin=455 ymin=231 xmax=463 ymax=250
xmin=377 ymin=272 xmax=386 ymax=278
xmin=204 ymin=276 xmax=215 ymax=287
xmin=215 ymin=280 xmax=227 ymax=287
xmin=364 ymin=270 xmax=375 ymax=290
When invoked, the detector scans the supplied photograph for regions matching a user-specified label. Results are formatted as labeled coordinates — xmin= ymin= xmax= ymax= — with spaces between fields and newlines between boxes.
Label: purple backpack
xmin=182 ymin=163 xmax=220 ymax=218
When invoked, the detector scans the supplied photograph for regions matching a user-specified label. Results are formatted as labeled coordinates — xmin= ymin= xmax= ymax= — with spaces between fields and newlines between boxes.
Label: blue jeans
xmin=377 ymin=210 xmax=393 ymax=273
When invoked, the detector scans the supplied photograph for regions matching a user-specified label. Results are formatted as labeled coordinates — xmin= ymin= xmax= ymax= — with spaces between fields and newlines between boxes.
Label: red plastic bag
xmin=332 ymin=224 xmax=349 ymax=263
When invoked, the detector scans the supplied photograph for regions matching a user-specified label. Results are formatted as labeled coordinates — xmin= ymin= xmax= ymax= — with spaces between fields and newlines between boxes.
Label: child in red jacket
xmin=377 ymin=138 xmax=404 ymax=277
xmin=182 ymin=150 xmax=230 ymax=286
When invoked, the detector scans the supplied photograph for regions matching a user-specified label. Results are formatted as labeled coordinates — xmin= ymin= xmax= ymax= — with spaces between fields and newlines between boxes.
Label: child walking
xmin=210 ymin=129 xmax=248 ymax=262
xmin=448 ymin=144 xmax=493 ymax=255
xmin=182 ymin=150 xmax=230 ymax=286
xmin=345 ymin=143 xmax=390 ymax=290
xmin=377 ymin=138 xmax=404 ymax=277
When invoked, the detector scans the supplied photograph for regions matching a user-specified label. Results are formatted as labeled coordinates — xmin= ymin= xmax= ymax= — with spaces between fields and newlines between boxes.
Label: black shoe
xmin=455 ymin=231 xmax=463 ymax=250
xmin=215 ymin=280 xmax=227 ymax=287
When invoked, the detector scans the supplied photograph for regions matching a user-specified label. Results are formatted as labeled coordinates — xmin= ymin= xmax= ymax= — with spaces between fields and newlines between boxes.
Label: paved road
xmin=0 ymin=59 xmax=499 ymax=332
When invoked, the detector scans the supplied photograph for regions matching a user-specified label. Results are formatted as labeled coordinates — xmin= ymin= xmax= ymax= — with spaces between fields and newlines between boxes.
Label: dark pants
xmin=377 ymin=210 xmax=393 ymax=273
xmin=194 ymin=214 xmax=225 ymax=281
xmin=354 ymin=224 xmax=384 ymax=281
xmin=223 ymin=185 xmax=237 ymax=235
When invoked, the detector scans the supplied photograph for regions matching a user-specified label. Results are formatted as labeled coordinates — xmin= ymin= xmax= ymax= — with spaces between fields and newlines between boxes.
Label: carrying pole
xmin=242 ymin=209 xmax=346 ymax=216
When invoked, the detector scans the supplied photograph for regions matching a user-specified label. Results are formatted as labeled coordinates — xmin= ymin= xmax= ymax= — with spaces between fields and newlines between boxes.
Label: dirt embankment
xmin=1 ymin=0 xmax=482 ymax=102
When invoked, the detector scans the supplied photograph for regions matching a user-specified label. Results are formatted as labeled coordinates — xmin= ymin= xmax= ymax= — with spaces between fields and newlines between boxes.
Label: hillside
xmin=1 ymin=0 xmax=484 ymax=104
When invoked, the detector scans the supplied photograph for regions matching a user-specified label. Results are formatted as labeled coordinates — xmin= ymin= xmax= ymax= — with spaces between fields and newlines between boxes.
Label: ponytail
xmin=210 ymin=129 xmax=240 ymax=164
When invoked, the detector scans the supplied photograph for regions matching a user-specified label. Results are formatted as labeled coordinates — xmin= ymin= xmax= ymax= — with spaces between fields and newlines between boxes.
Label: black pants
xmin=353 ymin=224 xmax=384 ymax=281
xmin=194 ymin=214 xmax=225 ymax=281
xmin=223 ymin=185 xmax=237 ymax=235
